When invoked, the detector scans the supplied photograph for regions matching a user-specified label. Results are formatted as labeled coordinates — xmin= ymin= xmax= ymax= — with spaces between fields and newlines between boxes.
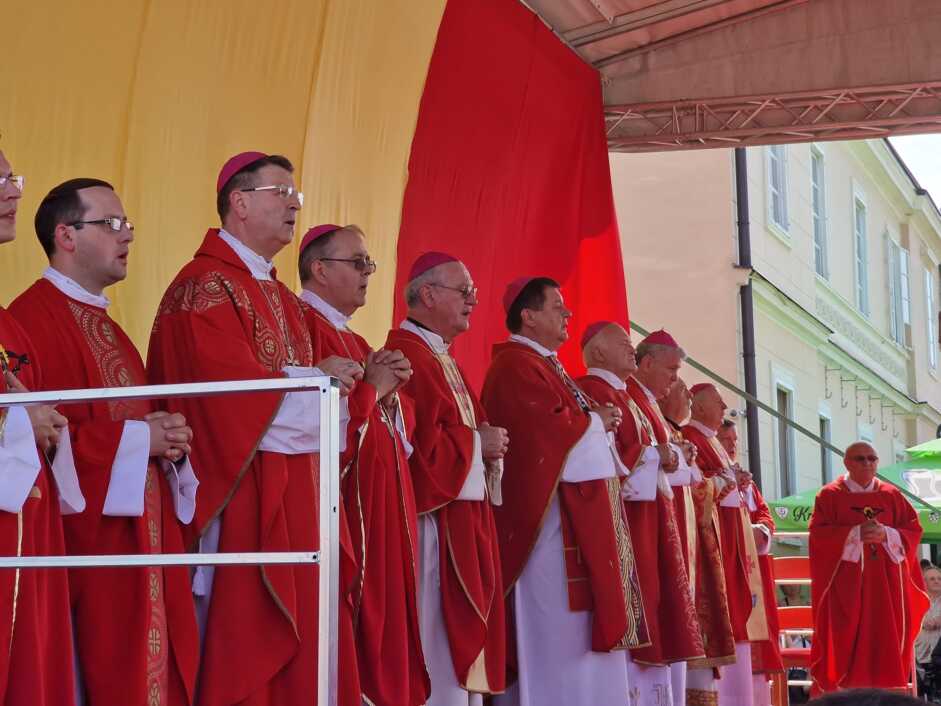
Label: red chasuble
xmin=147 ymin=230 xmax=320 ymax=706
xmin=744 ymin=482 xmax=783 ymax=674
xmin=682 ymin=423 xmax=767 ymax=644
xmin=579 ymin=374 xmax=703 ymax=666
xmin=809 ymin=477 xmax=928 ymax=693
xmin=301 ymin=304 xmax=429 ymax=706
xmin=482 ymin=342 xmax=648 ymax=672
xmin=0 ymin=307 xmax=75 ymax=706
xmin=385 ymin=326 xmax=505 ymax=693
xmin=10 ymin=280 xmax=199 ymax=706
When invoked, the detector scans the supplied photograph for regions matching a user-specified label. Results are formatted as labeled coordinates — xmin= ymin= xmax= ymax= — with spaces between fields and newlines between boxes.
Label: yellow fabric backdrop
xmin=2 ymin=0 xmax=445 ymax=352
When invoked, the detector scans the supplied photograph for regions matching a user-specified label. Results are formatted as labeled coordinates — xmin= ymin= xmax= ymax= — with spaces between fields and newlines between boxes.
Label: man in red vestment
xmin=0 ymin=148 xmax=76 ymax=706
xmin=10 ymin=177 xmax=202 ymax=706
xmin=809 ymin=441 xmax=928 ymax=694
xmin=613 ymin=328 xmax=705 ymax=705
xmin=683 ymin=383 xmax=769 ymax=706
xmin=717 ymin=419 xmax=783 ymax=706
xmin=148 ymin=153 xmax=358 ymax=706
xmin=296 ymin=224 xmax=429 ymax=706
xmin=482 ymin=279 xmax=648 ymax=706
xmin=578 ymin=323 xmax=709 ymax=705
xmin=385 ymin=252 xmax=507 ymax=706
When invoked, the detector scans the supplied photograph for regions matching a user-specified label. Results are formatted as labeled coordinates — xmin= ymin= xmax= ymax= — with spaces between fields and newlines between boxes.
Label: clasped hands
xmin=317 ymin=350 xmax=412 ymax=403
xmin=593 ymin=403 xmax=623 ymax=433
xmin=4 ymin=370 xmax=67 ymax=452
xmin=860 ymin=519 xmax=887 ymax=544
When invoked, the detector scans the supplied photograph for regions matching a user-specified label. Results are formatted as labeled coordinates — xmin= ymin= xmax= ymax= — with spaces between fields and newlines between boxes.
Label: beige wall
xmin=609 ymin=149 xmax=745 ymax=391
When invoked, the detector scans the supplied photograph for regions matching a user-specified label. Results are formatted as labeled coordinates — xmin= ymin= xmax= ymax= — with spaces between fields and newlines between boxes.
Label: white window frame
xmin=853 ymin=185 xmax=870 ymax=317
xmin=767 ymin=145 xmax=790 ymax=235
xmin=772 ymin=366 xmax=797 ymax=498
xmin=818 ymin=403 xmax=834 ymax=484
xmin=887 ymin=232 xmax=910 ymax=346
xmin=811 ymin=145 xmax=829 ymax=279
xmin=927 ymin=266 xmax=938 ymax=370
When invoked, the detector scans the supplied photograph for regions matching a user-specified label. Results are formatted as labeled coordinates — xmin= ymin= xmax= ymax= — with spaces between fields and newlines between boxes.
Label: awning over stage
xmin=769 ymin=439 xmax=941 ymax=542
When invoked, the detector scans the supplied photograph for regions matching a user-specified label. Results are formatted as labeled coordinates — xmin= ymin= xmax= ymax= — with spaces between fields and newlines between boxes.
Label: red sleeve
xmin=750 ymin=485 xmax=776 ymax=532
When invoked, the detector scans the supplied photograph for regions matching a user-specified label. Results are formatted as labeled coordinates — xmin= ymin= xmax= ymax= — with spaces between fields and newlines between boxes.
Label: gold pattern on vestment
xmin=608 ymin=477 xmax=650 ymax=649
xmin=686 ymin=689 xmax=719 ymax=706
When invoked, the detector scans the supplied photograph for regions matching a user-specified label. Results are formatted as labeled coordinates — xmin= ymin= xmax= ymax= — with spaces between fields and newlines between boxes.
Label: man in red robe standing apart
xmin=385 ymin=252 xmax=507 ymax=705
xmin=578 ymin=323 xmax=708 ymax=705
xmin=148 ymin=153 xmax=358 ymax=706
xmin=0 ymin=147 xmax=76 ymax=706
xmin=10 ymin=178 xmax=200 ymax=706
xmin=682 ymin=383 xmax=768 ymax=706
xmin=295 ymin=224 xmax=429 ymax=706
xmin=809 ymin=441 xmax=928 ymax=694
xmin=483 ymin=278 xmax=649 ymax=706
xmin=716 ymin=419 xmax=783 ymax=706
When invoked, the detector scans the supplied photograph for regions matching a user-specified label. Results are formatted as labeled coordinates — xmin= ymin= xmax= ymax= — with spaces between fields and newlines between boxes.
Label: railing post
xmin=317 ymin=379 xmax=340 ymax=706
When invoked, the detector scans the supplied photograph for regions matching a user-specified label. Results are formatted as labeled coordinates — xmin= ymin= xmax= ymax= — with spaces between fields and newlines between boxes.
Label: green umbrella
xmin=768 ymin=444 xmax=941 ymax=542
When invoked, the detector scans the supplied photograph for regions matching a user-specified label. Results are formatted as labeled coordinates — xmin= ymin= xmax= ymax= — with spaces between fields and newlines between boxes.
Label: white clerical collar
xmin=42 ymin=267 xmax=110 ymax=309
xmin=688 ymin=419 xmax=717 ymax=438
xmin=217 ymin=228 xmax=274 ymax=281
xmin=400 ymin=319 xmax=448 ymax=354
xmin=509 ymin=334 xmax=555 ymax=358
xmin=632 ymin=377 xmax=658 ymax=405
xmin=586 ymin=367 xmax=626 ymax=391
xmin=299 ymin=288 xmax=351 ymax=330
xmin=844 ymin=474 xmax=876 ymax=493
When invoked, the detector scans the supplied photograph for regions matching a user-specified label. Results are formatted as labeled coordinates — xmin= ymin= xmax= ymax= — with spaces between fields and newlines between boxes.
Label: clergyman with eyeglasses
xmin=808 ymin=440 xmax=929 ymax=695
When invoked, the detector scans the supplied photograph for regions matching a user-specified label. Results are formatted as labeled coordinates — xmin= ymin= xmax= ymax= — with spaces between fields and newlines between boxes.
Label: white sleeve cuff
xmin=884 ymin=526 xmax=905 ymax=564
xmin=456 ymin=431 xmax=486 ymax=501
xmin=561 ymin=413 xmax=619 ymax=483
xmin=753 ymin=523 xmax=772 ymax=556
xmin=622 ymin=445 xmax=660 ymax=501
xmin=102 ymin=420 xmax=150 ymax=517
xmin=841 ymin=525 xmax=863 ymax=563
xmin=0 ymin=407 xmax=43 ymax=513
xmin=51 ymin=426 xmax=85 ymax=515
xmin=667 ymin=442 xmax=694 ymax=486
xmin=161 ymin=456 xmax=199 ymax=524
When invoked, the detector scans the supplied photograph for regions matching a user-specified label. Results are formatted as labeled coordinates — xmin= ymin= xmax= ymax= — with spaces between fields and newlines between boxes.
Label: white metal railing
xmin=0 ymin=376 xmax=340 ymax=706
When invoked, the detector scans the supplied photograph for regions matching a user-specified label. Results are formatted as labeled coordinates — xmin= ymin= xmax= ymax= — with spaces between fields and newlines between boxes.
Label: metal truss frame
xmin=606 ymin=81 xmax=941 ymax=152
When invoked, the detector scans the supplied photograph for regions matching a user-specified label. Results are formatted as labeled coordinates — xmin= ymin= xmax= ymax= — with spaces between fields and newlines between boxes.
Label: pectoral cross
xmin=852 ymin=505 xmax=885 ymax=558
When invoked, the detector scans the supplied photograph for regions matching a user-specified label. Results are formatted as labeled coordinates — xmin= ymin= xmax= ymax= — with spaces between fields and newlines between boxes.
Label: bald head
xmin=844 ymin=441 xmax=879 ymax=486
xmin=658 ymin=378 xmax=691 ymax=425
xmin=690 ymin=384 xmax=727 ymax=431
xmin=582 ymin=323 xmax=636 ymax=381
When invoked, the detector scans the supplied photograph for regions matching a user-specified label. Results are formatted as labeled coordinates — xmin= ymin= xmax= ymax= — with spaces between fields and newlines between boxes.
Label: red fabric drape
xmin=393 ymin=0 xmax=628 ymax=388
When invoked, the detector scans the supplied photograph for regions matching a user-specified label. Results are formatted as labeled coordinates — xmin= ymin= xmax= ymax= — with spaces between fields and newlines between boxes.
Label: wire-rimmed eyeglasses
xmin=0 ymin=175 xmax=24 ymax=192
xmin=68 ymin=217 xmax=134 ymax=233
xmin=240 ymin=184 xmax=304 ymax=207
xmin=429 ymin=283 xmax=478 ymax=300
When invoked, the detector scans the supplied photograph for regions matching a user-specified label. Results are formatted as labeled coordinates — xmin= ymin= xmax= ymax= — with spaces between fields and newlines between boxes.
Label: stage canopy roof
xmin=523 ymin=0 xmax=941 ymax=151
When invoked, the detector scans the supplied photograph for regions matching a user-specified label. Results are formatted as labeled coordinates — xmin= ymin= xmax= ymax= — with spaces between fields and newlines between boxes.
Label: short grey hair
xmin=405 ymin=269 xmax=438 ymax=308
xmin=635 ymin=342 xmax=687 ymax=364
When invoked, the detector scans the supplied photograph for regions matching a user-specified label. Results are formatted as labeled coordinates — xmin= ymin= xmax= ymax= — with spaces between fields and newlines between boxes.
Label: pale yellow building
xmin=611 ymin=140 xmax=941 ymax=500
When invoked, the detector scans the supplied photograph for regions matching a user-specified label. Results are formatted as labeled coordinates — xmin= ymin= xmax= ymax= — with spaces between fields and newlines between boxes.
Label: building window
xmin=777 ymin=386 xmax=795 ymax=496
xmin=819 ymin=414 xmax=833 ymax=484
xmin=854 ymin=196 xmax=869 ymax=316
xmin=927 ymin=267 xmax=938 ymax=369
xmin=768 ymin=145 xmax=789 ymax=232
xmin=888 ymin=238 xmax=910 ymax=345
xmin=811 ymin=148 xmax=828 ymax=278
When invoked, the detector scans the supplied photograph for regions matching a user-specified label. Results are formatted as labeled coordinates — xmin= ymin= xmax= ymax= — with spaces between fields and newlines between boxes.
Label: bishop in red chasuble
xmin=809 ymin=441 xmax=928 ymax=694
xmin=483 ymin=278 xmax=647 ymax=706
xmin=296 ymin=225 xmax=428 ymax=706
xmin=10 ymin=178 xmax=200 ymax=706
xmin=385 ymin=252 xmax=506 ymax=706
xmin=148 ymin=154 xmax=326 ymax=706
xmin=578 ymin=323 xmax=706 ymax=706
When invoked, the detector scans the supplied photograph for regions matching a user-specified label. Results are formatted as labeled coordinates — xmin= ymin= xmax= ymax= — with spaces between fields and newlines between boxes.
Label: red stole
xmin=302 ymin=305 xmax=429 ymax=706
xmin=482 ymin=342 xmax=648 ymax=670
xmin=809 ymin=478 xmax=928 ymax=692
xmin=745 ymin=482 xmax=784 ymax=674
xmin=9 ymin=280 xmax=199 ymax=706
xmin=580 ymin=374 xmax=703 ymax=665
xmin=385 ymin=327 xmax=505 ymax=693
xmin=0 ymin=307 xmax=75 ymax=706
xmin=148 ymin=229 xmax=320 ymax=706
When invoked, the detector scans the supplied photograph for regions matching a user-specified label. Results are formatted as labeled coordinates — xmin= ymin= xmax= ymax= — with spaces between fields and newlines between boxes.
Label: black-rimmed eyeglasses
xmin=68 ymin=217 xmax=134 ymax=233
xmin=319 ymin=256 xmax=378 ymax=274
